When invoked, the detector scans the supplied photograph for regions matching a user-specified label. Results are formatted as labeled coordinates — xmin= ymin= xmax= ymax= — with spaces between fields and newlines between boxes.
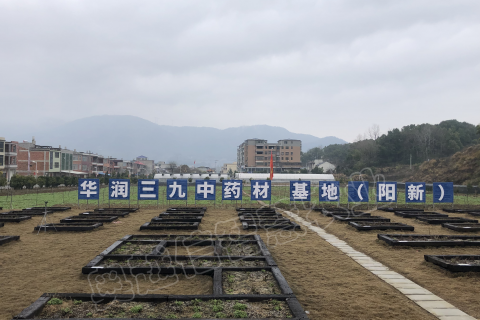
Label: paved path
xmin=283 ymin=209 xmax=477 ymax=320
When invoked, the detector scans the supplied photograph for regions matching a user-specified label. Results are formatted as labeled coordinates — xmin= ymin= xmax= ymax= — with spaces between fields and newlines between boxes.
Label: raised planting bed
xmin=103 ymin=241 xmax=164 ymax=256
xmin=394 ymin=211 xmax=448 ymax=218
xmin=219 ymin=241 xmax=263 ymax=257
xmin=349 ymin=221 xmax=414 ymax=231
xmin=83 ymin=256 xmax=275 ymax=274
xmin=78 ymin=211 xmax=130 ymax=217
xmin=378 ymin=234 xmax=480 ymax=247
xmin=1 ymin=210 xmax=53 ymax=216
xmin=0 ymin=215 xmax=32 ymax=222
xmin=322 ymin=211 xmax=370 ymax=217
xmin=95 ymin=207 xmax=138 ymax=213
xmin=241 ymin=221 xmax=301 ymax=231
xmin=381 ymin=207 xmax=426 ymax=212
xmin=332 ymin=215 xmax=390 ymax=222
xmin=122 ymin=235 xmax=259 ymax=242
xmin=466 ymin=212 xmax=480 ymax=217
xmin=0 ymin=235 xmax=20 ymax=245
xmin=442 ymin=208 xmax=480 ymax=213
xmin=236 ymin=207 xmax=276 ymax=213
xmin=416 ymin=217 xmax=478 ymax=224
xmin=239 ymin=216 xmax=291 ymax=223
xmin=152 ymin=216 xmax=203 ymax=223
xmin=15 ymin=293 xmax=308 ymax=319
xmin=34 ymin=223 xmax=103 ymax=232
xmin=442 ymin=223 xmax=480 ymax=232
xmin=140 ymin=222 xmax=200 ymax=230
xmin=424 ymin=255 xmax=480 ymax=272
xmin=167 ymin=207 xmax=207 ymax=213
xmin=24 ymin=206 xmax=71 ymax=212
xmin=60 ymin=216 xmax=118 ymax=223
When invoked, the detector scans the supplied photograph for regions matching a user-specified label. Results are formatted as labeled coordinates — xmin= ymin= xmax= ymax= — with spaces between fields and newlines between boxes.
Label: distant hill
xmin=11 ymin=115 xmax=347 ymax=166
xmin=408 ymin=144 xmax=480 ymax=185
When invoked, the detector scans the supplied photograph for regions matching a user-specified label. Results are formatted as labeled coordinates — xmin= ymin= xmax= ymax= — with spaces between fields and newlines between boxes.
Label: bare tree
xmin=167 ymin=161 xmax=177 ymax=173
xmin=367 ymin=124 xmax=381 ymax=141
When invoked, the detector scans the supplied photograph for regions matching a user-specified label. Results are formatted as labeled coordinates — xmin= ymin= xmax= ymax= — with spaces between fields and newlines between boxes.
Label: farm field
xmin=0 ymin=205 xmax=445 ymax=320
xmin=1 ymin=185 xmax=479 ymax=210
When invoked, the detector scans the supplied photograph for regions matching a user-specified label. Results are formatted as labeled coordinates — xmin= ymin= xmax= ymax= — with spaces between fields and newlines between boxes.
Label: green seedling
xmin=47 ymin=298 xmax=63 ymax=305
xmin=192 ymin=312 xmax=202 ymax=318
xmin=130 ymin=305 xmax=143 ymax=313
xmin=73 ymin=300 xmax=82 ymax=305
xmin=233 ymin=310 xmax=248 ymax=318
xmin=234 ymin=303 xmax=247 ymax=311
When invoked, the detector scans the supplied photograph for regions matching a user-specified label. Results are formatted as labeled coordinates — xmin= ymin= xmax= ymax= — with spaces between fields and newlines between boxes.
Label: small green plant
xmin=227 ymin=274 xmax=235 ymax=283
xmin=270 ymin=299 xmax=280 ymax=305
xmin=174 ymin=300 xmax=184 ymax=306
xmin=47 ymin=298 xmax=63 ymax=305
xmin=193 ymin=306 xmax=202 ymax=312
xmin=86 ymin=312 xmax=93 ymax=317
xmin=73 ymin=299 xmax=82 ymax=305
xmin=234 ymin=303 xmax=247 ymax=311
xmin=193 ymin=298 xmax=202 ymax=306
xmin=274 ymin=305 xmax=282 ymax=311
xmin=212 ymin=305 xmax=224 ymax=312
xmin=166 ymin=314 xmax=178 ymax=319
xmin=192 ymin=312 xmax=202 ymax=318
xmin=130 ymin=305 xmax=143 ymax=313
xmin=233 ymin=310 xmax=248 ymax=318
xmin=215 ymin=312 xmax=226 ymax=318
xmin=62 ymin=307 xmax=71 ymax=314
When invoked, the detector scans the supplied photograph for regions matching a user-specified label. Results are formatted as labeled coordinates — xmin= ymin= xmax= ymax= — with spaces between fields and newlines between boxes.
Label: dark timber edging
xmin=95 ymin=208 xmax=138 ymax=213
xmin=416 ymin=217 xmax=478 ymax=224
xmin=442 ymin=223 xmax=480 ymax=232
xmin=424 ymin=255 xmax=480 ymax=272
xmin=0 ymin=215 xmax=32 ymax=222
xmin=378 ymin=234 xmax=480 ymax=247
xmin=140 ymin=222 xmax=200 ymax=230
xmin=34 ymin=223 xmax=103 ymax=232
xmin=25 ymin=206 xmax=71 ymax=212
xmin=1 ymin=211 xmax=53 ymax=216
xmin=78 ymin=211 xmax=130 ymax=217
xmin=151 ymin=216 xmax=203 ymax=223
xmin=60 ymin=216 xmax=118 ymax=223
xmin=0 ymin=235 xmax=20 ymax=245
xmin=348 ymin=222 xmax=414 ymax=231
xmin=0 ymin=222 xmax=3 ymax=228
xmin=333 ymin=216 xmax=390 ymax=222
xmin=14 ymin=293 xmax=309 ymax=320
xmin=394 ymin=211 xmax=448 ymax=218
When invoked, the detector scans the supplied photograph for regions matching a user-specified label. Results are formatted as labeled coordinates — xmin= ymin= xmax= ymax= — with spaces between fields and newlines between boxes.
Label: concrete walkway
xmin=282 ymin=209 xmax=477 ymax=320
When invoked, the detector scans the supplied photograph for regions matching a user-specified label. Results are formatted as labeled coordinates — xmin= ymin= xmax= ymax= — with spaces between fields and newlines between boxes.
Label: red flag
xmin=269 ymin=152 xmax=274 ymax=180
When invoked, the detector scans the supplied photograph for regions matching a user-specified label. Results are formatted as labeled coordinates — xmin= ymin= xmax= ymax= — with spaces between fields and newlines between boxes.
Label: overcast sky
xmin=1 ymin=0 xmax=479 ymax=142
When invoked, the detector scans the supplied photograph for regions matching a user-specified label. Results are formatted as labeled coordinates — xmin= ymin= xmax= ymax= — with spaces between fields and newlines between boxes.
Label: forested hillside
xmin=302 ymin=120 xmax=479 ymax=175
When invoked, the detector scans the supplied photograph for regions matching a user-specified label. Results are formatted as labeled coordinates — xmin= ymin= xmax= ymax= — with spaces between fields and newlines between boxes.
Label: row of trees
xmin=302 ymin=120 xmax=480 ymax=175
xmin=5 ymin=172 xmax=157 ymax=190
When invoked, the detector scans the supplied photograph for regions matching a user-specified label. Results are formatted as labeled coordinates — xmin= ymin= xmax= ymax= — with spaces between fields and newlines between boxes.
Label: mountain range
xmin=10 ymin=115 xmax=347 ymax=167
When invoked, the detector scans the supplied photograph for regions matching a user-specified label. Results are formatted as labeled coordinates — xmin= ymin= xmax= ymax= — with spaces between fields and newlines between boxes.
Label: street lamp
xmin=31 ymin=161 xmax=38 ymax=176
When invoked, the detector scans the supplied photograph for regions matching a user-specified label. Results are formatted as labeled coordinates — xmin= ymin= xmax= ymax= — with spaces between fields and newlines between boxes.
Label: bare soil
xmin=223 ymin=271 xmax=282 ymax=295
xmin=0 ymin=206 xmax=442 ymax=320
xmin=100 ymin=257 xmax=266 ymax=268
xmin=220 ymin=242 xmax=261 ymax=256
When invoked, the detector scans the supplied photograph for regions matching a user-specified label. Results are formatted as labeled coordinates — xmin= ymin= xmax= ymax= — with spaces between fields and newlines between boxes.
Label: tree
xmin=311 ymin=166 xmax=324 ymax=174
xmin=227 ymin=168 xmax=233 ymax=178
xmin=300 ymin=147 xmax=323 ymax=166
xmin=477 ymin=124 xmax=480 ymax=135
xmin=367 ymin=124 xmax=381 ymax=141
xmin=0 ymin=176 xmax=7 ymax=187
xmin=168 ymin=162 xmax=177 ymax=174
xmin=9 ymin=175 xmax=25 ymax=189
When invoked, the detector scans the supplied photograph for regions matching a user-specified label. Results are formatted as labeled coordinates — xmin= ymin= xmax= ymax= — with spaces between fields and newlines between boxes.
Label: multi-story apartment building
xmin=17 ymin=140 xmax=73 ymax=177
xmin=237 ymin=139 xmax=302 ymax=173
xmin=0 ymin=137 xmax=18 ymax=181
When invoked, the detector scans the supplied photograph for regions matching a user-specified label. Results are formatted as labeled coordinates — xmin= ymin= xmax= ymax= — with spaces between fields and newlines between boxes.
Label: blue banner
xmin=433 ymin=182 xmax=454 ymax=203
xmin=377 ymin=182 xmax=397 ymax=203
xmin=109 ymin=179 xmax=130 ymax=200
xmin=138 ymin=179 xmax=159 ymax=200
xmin=348 ymin=181 xmax=369 ymax=202
xmin=195 ymin=180 xmax=216 ymax=201
xmin=167 ymin=179 xmax=188 ymax=200
xmin=222 ymin=180 xmax=243 ymax=200
xmin=250 ymin=180 xmax=271 ymax=201
xmin=290 ymin=180 xmax=311 ymax=201
xmin=405 ymin=182 xmax=426 ymax=203
xmin=78 ymin=179 xmax=100 ymax=200
xmin=319 ymin=181 xmax=340 ymax=202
